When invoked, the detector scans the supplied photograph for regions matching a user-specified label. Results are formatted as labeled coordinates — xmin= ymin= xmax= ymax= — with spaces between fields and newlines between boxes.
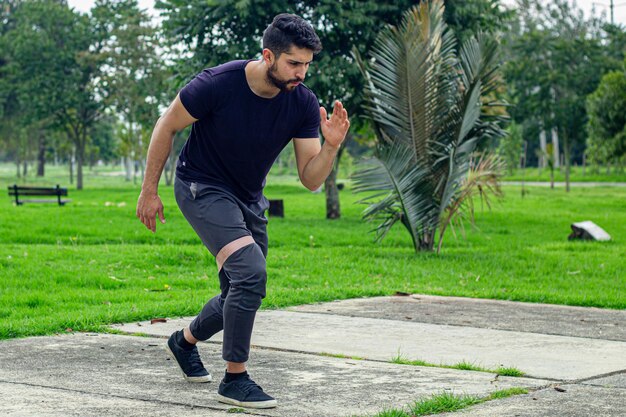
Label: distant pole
xmin=594 ymin=0 xmax=626 ymax=25
xmin=521 ymin=140 xmax=527 ymax=198
xmin=611 ymin=0 xmax=614 ymax=24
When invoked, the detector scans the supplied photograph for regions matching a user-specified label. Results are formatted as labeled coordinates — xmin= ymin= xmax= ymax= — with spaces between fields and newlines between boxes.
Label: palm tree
xmin=353 ymin=0 xmax=506 ymax=253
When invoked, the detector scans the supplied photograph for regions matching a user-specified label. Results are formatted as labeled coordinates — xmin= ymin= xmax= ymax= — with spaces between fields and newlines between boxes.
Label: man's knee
xmin=221 ymin=241 xmax=267 ymax=297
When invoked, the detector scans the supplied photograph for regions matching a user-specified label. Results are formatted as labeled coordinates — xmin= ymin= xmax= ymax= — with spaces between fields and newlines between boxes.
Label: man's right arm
xmin=136 ymin=94 xmax=198 ymax=233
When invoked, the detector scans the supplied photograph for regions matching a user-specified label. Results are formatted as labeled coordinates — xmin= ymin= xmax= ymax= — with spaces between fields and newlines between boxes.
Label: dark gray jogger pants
xmin=174 ymin=177 xmax=270 ymax=363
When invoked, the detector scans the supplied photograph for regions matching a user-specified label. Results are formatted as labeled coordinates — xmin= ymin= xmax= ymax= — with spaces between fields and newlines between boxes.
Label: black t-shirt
xmin=176 ymin=60 xmax=320 ymax=203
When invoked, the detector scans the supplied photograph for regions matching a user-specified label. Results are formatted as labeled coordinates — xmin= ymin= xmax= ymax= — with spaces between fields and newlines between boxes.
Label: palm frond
xmin=353 ymin=140 xmax=438 ymax=247
xmin=353 ymin=0 xmax=506 ymax=253
xmin=437 ymin=153 xmax=505 ymax=253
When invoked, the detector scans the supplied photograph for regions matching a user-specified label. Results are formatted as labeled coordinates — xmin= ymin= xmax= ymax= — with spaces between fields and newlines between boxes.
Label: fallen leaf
xmin=554 ymin=386 xmax=566 ymax=392
xmin=150 ymin=318 xmax=167 ymax=324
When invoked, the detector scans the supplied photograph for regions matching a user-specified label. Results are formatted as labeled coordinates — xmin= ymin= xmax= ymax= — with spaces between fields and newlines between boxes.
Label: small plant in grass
xmin=487 ymin=387 xmax=528 ymax=399
xmin=373 ymin=410 xmax=409 ymax=417
xmin=410 ymin=392 xmax=482 ymax=415
xmin=361 ymin=388 xmax=528 ymax=417
xmin=496 ymin=367 xmax=526 ymax=377
xmin=320 ymin=352 xmax=365 ymax=360
xmin=452 ymin=360 xmax=485 ymax=372
xmin=391 ymin=352 xmax=524 ymax=376
xmin=391 ymin=352 xmax=428 ymax=367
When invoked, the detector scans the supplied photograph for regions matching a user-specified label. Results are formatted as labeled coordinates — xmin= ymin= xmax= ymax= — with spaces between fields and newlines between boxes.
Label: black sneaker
xmin=217 ymin=374 xmax=277 ymax=409
xmin=166 ymin=331 xmax=211 ymax=383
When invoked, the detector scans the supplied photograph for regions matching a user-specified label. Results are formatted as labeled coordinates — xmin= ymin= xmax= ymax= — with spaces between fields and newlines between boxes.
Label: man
xmin=136 ymin=13 xmax=349 ymax=409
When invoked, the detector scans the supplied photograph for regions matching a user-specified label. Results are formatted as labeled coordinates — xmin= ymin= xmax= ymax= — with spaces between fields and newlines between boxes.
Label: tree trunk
xmin=550 ymin=168 xmax=554 ymax=189
xmin=76 ymin=136 xmax=85 ymax=190
xmin=164 ymin=149 xmax=178 ymax=186
xmin=139 ymin=158 xmax=145 ymax=181
xmin=124 ymin=156 xmax=133 ymax=181
xmin=69 ymin=151 xmax=74 ymax=185
xmin=324 ymin=144 xmax=345 ymax=219
xmin=23 ymin=161 xmax=28 ymax=177
xmin=563 ymin=132 xmax=570 ymax=193
xmin=539 ymin=129 xmax=547 ymax=169
xmin=325 ymin=166 xmax=340 ymax=219
xmin=551 ymin=126 xmax=560 ymax=168
xmin=37 ymin=132 xmax=46 ymax=177
xmin=418 ymin=229 xmax=436 ymax=252
xmin=165 ymin=133 xmax=181 ymax=186
xmin=164 ymin=158 xmax=172 ymax=186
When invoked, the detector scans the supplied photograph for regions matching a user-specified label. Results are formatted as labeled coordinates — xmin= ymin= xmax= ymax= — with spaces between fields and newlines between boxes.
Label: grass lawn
xmin=1 ymin=163 xmax=624 ymax=339
xmin=503 ymin=165 xmax=626 ymax=183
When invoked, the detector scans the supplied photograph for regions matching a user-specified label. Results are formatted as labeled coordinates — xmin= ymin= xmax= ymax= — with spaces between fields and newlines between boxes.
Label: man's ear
xmin=262 ymin=48 xmax=275 ymax=66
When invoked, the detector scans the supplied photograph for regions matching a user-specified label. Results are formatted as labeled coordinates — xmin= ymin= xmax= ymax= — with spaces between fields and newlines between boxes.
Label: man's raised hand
xmin=320 ymin=100 xmax=350 ymax=149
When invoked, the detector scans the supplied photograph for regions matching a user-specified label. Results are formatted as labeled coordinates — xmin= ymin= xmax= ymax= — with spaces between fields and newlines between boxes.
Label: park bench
xmin=8 ymin=184 xmax=70 ymax=206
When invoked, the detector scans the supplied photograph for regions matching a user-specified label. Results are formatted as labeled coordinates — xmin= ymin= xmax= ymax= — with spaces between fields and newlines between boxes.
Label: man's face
xmin=266 ymin=46 xmax=314 ymax=93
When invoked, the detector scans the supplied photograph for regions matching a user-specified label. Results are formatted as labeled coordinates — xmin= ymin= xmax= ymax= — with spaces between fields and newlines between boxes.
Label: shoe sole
xmin=165 ymin=344 xmax=211 ymax=383
xmin=216 ymin=394 xmax=277 ymax=409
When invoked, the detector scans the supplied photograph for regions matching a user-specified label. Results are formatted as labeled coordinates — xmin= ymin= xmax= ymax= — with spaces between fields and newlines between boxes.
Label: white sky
xmin=67 ymin=0 xmax=626 ymax=26
xmin=68 ymin=0 xmax=156 ymax=16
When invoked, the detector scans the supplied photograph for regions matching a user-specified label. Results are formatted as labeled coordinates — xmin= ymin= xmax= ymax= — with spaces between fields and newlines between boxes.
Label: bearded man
xmin=136 ymin=13 xmax=350 ymax=409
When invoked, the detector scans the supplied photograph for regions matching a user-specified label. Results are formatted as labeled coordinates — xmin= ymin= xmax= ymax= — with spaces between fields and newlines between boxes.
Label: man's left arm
xmin=294 ymin=100 xmax=350 ymax=191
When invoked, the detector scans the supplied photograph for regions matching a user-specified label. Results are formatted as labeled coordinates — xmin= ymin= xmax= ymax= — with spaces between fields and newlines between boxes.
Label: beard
xmin=266 ymin=62 xmax=302 ymax=93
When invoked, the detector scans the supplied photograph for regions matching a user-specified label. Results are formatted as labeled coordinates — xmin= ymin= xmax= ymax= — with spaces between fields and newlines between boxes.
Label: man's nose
xmin=296 ymin=66 xmax=307 ymax=80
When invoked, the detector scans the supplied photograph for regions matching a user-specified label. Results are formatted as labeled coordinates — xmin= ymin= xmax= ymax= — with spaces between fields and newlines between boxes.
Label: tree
xmin=155 ymin=0 xmax=512 ymax=218
xmin=92 ymin=0 xmax=167 ymax=183
xmin=586 ymin=68 xmax=626 ymax=169
xmin=504 ymin=0 xmax=621 ymax=190
xmin=497 ymin=121 xmax=523 ymax=175
xmin=6 ymin=0 xmax=103 ymax=189
xmin=353 ymin=0 xmax=506 ymax=253
xmin=156 ymin=0 xmax=413 ymax=218
xmin=444 ymin=0 xmax=514 ymax=44
xmin=89 ymin=114 xmax=119 ymax=166
xmin=0 ymin=0 xmax=32 ymax=177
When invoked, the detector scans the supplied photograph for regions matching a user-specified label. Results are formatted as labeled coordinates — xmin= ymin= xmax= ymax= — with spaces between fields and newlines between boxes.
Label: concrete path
xmin=288 ymin=294 xmax=625 ymax=341
xmin=0 ymin=294 xmax=624 ymax=416
xmin=0 ymin=333 xmax=545 ymax=417
xmin=115 ymin=294 xmax=626 ymax=381
xmin=438 ymin=382 xmax=625 ymax=417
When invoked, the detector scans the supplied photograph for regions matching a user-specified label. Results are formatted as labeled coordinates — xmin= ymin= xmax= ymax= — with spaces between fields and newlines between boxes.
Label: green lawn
xmin=1 ymin=163 xmax=624 ymax=339
xmin=503 ymin=165 xmax=626 ymax=183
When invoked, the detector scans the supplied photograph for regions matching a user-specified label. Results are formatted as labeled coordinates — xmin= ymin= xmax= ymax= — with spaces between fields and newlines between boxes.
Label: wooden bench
xmin=8 ymin=184 xmax=70 ymax=206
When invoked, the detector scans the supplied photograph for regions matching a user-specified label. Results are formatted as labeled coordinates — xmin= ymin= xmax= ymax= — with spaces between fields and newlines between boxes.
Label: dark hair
xmin=262 ymin=13 xmax=322 ymax=58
